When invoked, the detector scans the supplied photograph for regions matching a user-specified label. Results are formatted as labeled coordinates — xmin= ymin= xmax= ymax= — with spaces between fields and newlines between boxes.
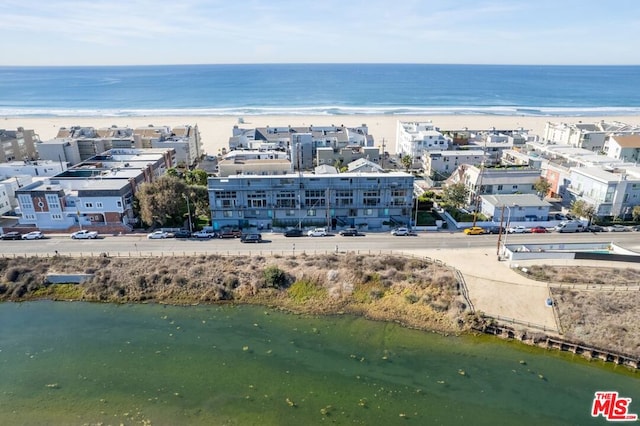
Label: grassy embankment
xmin=0 ymin=253 xmax=481 ymax=334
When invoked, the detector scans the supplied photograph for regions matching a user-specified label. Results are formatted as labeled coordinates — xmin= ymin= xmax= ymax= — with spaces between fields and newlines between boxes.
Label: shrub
xmin=263 ymin=265 xmax=287 ymax=288
xmin=288 ymin=279 xmax=325 ymax=303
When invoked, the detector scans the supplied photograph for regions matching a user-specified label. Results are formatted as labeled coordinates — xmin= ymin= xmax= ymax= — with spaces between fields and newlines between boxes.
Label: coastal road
xmin=2 ymin=231 xmax=639 ymax=257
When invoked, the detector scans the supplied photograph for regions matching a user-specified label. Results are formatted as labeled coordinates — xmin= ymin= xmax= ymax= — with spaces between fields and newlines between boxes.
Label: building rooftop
xmin=611 ymin=134 xmax=640 ymax=148
xmin=482 ymin=194 xmax=552 ymax=208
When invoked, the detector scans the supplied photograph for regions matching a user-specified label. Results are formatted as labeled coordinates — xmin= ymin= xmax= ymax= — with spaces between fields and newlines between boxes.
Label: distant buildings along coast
xmin=1 ymin=118 xmax=640 ymax=233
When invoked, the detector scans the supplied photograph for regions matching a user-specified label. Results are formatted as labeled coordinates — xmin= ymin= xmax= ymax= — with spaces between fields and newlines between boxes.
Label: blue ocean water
xmin=0 ymin=64 xmax=639 ymax=117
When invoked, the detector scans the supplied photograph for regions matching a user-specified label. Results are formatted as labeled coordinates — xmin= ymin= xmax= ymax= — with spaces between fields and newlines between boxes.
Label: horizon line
xmin=1 ymin=62 xmax=640 ymax=68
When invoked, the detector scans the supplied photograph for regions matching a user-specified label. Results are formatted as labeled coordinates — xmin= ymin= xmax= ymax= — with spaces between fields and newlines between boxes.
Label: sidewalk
xmin=408 ymin=246 xmax=560 ymax=333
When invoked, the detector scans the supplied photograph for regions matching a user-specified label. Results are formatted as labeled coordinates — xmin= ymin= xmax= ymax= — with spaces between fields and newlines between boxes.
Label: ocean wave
xmin=1 ymin=105 xmax=640 ymax=118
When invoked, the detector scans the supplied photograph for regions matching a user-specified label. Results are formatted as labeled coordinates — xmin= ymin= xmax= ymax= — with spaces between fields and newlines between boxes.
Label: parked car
xmin=147 ymin=230 xmax=169 ymax=239
xmin=240 ymin=233 xmax=262 ymax=243
xmin=307 ymin=227 xmax=327 ymax=237
xmin=218 ymin=228 xmax=242 ymax=238
xmin=173 ymin=229 xmax=192 ymax=238
xmin=587 ymin=224 xmax=605 ymax=232
xmin=632 ymin=225 xmax=640 ymax=232
xmin=554 ymin=221 xmax=585 ymax=233
xmin=339 ymin=227 xmax=361 ymax=236
xmin=463 ymin=226 xmax=484 ymax=235
xmin=607 ymin=224 xmax=630 ymax=232
xmin=22 ymin=231 xmax=45 ymax=240
xmin=391 ymin=227 xmax=410 ymax=236
xmin=1 ymin=231 xmax=22 ymax=240
xmin=283 ymin=228 xmax=304 ymax=237
xmin=507 ymin=226 xmax=529 ymax=234
xmin=193 ymin=230 xmax=216 ymax=239
xmin=71 ymin=230 xmax=99 ymax=239
xmin=484 ymin=226 xmax=504 ymax=234
xmin=529 ymin=226 xmax=548 ymax=234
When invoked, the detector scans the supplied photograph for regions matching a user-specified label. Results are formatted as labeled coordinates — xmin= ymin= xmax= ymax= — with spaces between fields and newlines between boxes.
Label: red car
xmin=530 ymin=226 xmax=548 ymax=233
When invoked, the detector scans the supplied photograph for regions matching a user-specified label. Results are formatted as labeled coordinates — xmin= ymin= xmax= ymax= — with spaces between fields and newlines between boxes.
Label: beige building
xmin=0 ymin=127 xmax=39 ymax=162
xmin=604 ymin=134 xmax=640 ymax=163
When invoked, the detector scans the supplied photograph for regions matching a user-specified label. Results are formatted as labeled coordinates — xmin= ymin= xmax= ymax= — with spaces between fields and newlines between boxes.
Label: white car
xmin=607 ymin=224 xmax=630 ymax=232
xmin=71 ymin=230 xmax=99 ymax=239
xmin=307 ymin=228 xmax=327 ymax=237
xmin=147 ymin=230 xmax=169 ymax=239
xmin=391 ymin=227 xmax=410 ymax=236
xmin=22 ymin=231 xmax=45 ymax=240
xmin=508 ymin=226 xmax=529 ymax=234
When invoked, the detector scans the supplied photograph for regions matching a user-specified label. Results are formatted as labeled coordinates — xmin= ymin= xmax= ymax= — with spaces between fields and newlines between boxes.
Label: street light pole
xmin=183 ymin=194 xmax=193 ymax=233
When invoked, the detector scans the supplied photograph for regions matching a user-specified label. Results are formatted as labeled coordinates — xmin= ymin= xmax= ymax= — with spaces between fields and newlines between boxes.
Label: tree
xmin=570 ymin=199 xmax=596 ymax=225
xmin=632 ymin=205 xmax=640 ymax=222
xmin=533 ymin=177 xmax=552 ymax=199
xmin=184 ymin=169 xmax=208 ymax=186
xmin=442 ymin=183 xmax=469 ymax=209
xmin=401 ymin=155 xmax=413 ymax=172
xmin=165 ymin=168 xmax=180 ymax=178
xmin=136 ymin=176 xmax=188 ymax=227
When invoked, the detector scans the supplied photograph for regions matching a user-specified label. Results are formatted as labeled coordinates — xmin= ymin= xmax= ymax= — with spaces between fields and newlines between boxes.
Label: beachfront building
xmin=541 ymin=120 xmax=640 ymax=151
xmin=0 ymin=128 xmax=39 ymax=162
xmin=217 ymin=150 xmax=291 ymax=177
xmin=603 ymin=134 xmax=640 ymax=163
xmin=207 ymin=171 xmax=414 ymax=231
xmin=565 ymin=165 xmax=640 ymax=220
xmin=133 ymin=125 xmax=202 ymax=168
xmin=423 ymin=150 xmax=488 ymax=180
xmin=36 ymin=124 xmax=200 ymax=168
xmin=229 ymin=124 xmax=375 ymax=171
xmin=445 ymin=164 xmax=542 ymax=208
xmin=0 ymin=175 xmax=32 ymax=211
xmin=396 ymin=121 xmax=450 ymax=161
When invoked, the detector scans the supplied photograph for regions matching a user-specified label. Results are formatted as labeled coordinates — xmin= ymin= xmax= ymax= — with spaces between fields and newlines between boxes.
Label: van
xmin=554 ymin=221 xmax=584 ymax=233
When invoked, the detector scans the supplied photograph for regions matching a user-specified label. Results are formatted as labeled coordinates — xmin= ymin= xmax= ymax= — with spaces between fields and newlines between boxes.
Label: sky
xmin=1 ymin=0 xmax=639 ymax=66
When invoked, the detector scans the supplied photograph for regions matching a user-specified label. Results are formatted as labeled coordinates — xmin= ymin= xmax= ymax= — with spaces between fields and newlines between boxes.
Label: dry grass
xmin=523 ymin=264 xmax=640 ymax=357
xmin=0 ymin=253 xmax=470 ymax=334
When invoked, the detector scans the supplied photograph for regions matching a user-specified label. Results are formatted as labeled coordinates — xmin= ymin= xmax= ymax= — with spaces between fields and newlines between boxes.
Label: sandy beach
xmin=3 ymin=114 xmax=640 ymax=158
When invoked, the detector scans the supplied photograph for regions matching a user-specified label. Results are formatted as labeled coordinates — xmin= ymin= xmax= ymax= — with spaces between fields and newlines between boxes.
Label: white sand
xmin=3 ymin=114 xmax=640 ymax=157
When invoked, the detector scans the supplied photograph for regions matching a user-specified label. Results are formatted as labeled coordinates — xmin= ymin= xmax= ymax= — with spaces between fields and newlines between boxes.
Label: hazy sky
xmin=2 ymin=0 xmax=639 ymax=66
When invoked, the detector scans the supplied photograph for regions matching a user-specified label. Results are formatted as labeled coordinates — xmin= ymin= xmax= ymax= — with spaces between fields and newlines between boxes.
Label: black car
xmin=485 ymin=226 xmax=504 ymax=234
xmin=284 ymin=228 xmax=304 ymax=237
xmin=339 ymin=227 xmax=361 ymax=236
xmin=241 ymin=233 xmax=262 ymax=243
xmin=1 ymin=231 xmax=22 ymax=240
xmin=173 ymin=229 xmax=192 ymax=238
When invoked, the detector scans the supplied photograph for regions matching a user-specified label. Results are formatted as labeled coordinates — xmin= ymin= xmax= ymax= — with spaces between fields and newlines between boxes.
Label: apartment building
xmin=207 ymin=171 xmax=414 ymax=230
xmin=0 ymin=128 xmax=39 ymax=162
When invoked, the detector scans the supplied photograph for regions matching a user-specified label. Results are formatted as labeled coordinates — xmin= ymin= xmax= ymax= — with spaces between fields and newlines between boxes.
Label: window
xmin=364 ymin=209 xmax=373 ymax=216
xmin=512 ymin=185 xmax=518 ymax=190
xmin=96 ymin=202 xmax=103 ymax=208
xmin=51 ymin=214 xmax=63 ymax=220
xmin=223 ymin=211 xmax=233 ymax=217
xmin=117 ymin=201 xmax=122 ymax=207
xmin=84 ymin=202 xmax=93 ymax=208
xmin=497 ymin=185 xmax=503 ymax=191
xmin=286 ymin=210 xmax=296 ymax=216
xmin=307 ymin=209 xmax=316 ymax=217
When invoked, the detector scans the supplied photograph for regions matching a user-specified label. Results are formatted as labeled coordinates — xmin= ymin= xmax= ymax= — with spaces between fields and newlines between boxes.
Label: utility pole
xmin=381 ymin=138 xmax=386 ymax=169
xmin=496 ymin=204 xmax=506 ymax=256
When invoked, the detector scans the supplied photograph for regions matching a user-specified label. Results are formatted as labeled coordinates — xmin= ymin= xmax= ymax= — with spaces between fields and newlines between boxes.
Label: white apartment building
xmin=396 ymin=121 xmax=449 ymax=159
xmin=423 ymin=150 xmax=488 ymax=179
xmin=565 ymin=166 xmax=640 ymax=220
xmin=542 ymin=120 xmax=640 ymax=152
xmin=604 ymin=134 xmax=640 ymax=163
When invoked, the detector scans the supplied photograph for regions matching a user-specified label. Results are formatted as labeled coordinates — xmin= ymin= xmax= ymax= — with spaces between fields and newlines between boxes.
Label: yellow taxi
xmin=463 ymin=226 xmax=485 ymax=235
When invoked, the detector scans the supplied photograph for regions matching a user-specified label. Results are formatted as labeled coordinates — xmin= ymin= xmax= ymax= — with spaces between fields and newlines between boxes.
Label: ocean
xmin=0 ymin=64 xmax=639 ymax=117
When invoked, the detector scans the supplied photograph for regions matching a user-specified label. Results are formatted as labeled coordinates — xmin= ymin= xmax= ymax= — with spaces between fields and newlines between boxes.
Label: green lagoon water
xmin=0 ymin=302 xmax=637 ymax=425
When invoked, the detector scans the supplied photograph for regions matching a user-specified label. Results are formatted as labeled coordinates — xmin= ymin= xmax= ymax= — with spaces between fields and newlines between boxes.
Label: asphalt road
xmin=2 ymin=231 xmax=638 ymax=257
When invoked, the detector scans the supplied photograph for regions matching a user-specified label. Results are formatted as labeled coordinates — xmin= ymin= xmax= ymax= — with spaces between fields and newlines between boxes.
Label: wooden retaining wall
xmin=480 ymin=323 xmax=640 ymax=370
